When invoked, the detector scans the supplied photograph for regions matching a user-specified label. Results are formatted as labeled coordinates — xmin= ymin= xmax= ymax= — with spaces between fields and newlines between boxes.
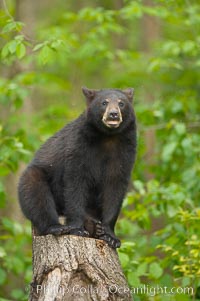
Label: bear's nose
xmin=109 ymin=111 xmax=119 ymax=119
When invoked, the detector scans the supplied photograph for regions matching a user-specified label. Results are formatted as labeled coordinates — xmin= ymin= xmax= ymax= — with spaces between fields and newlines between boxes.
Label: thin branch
xmin=2 ymin=0 xmax=14 ymax=20
xmin=2 ymin=0 xmax=37 ymax=43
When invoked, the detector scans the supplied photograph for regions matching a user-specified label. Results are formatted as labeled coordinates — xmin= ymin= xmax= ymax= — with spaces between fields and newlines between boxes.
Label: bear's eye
xmin=102 ymin=100 xmax=108 ymax=106
xmin=119 ymin=101 xmax=125 ymax=108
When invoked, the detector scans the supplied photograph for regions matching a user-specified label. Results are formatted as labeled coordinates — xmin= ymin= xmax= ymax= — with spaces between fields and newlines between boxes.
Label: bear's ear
xmin=122 ymin=88 xmax=134 ymax=102
xmin=82 ymin=87 xmax=96 ymax=104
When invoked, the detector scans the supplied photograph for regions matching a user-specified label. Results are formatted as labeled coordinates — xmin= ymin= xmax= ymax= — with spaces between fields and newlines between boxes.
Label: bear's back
xmin=31 ymin=114 xmax=86 ymax=171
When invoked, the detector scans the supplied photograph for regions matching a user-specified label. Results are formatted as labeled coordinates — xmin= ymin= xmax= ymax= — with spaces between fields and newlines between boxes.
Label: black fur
xmin=18 ymin=87 xmax=137 ymax=248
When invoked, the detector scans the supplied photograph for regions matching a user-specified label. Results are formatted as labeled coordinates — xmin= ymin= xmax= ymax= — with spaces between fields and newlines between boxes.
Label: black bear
xmin=18 ymin=87 xmax=137 ymax=248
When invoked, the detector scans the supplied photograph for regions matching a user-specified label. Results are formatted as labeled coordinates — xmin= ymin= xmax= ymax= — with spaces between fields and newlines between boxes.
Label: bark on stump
xmin=29 ymin=235 xmax=133 ymax=301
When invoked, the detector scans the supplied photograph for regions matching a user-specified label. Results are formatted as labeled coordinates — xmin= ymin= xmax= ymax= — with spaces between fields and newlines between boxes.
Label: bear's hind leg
xmin=18 ymin=165 xmax=71 ymax=235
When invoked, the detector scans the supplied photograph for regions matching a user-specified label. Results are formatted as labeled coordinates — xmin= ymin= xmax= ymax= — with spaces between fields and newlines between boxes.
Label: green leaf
xmin=1 ymin=44 xmax=10 ymax=58
xmin=182 ymin=40 xmax=196 ymax=54
xmin=136 ymin=262 xmax=147 ymax=276
xmin=0 ymin=247 xmax=6 ymax=258
xmin=133 ymin=180 xmax=145 ymax=195
xmin=7 ymin=257 xmax=25 ymax=274
xmin=127 ymin=271 xmax=141 ymax=286
xmin=167 ymin=204 xmax=178 ymax=217
xmin=121 ymin=2 xmax=143 ymax=19
xmin=0 ymin=268 xmax=7 ymax=285
xmin=1 ymin=22 xmax=16 ymax=34
xmin=161 ymin=141 xmax=177 ymax=162
xmin=182 ymin=276 xmax=191 ymax=286
xmin=162 ymin=40 xmax=180 ymax=56
xmin=174 ymin=123 xmax=186 ymax=136
xmin=118 ymin=252 xmax=130 ymax=268
xmin=16 ymin=43 xmax=26 ymax=59
xmin=2 ymin=218 xmax=23 ymax=235
xmin=8 ymin=41 xmax=17 ymax=54
xmin=11 ymin=289 xmax=25 ymax=300
xmin=33 ymin=42 xmax=46 ymax=52
xmin=1 ymin=21 xmax=24 ymax=34
xmin=0 ymin=166 xmax=10 ymax=176
xmin=148 ymin=58 xmax=161 ymax=72
xmin=15 ymin=35 xmax=24 ymax=42
xmin=149 ymin=262 xmax=163 ymax=279
xmin=38 ymin=45 xmax=53 ymax=65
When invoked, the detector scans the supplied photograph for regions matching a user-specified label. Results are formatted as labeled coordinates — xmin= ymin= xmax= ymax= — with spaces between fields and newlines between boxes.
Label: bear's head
xmin=82 ymin=87 xmax=135 ymax=134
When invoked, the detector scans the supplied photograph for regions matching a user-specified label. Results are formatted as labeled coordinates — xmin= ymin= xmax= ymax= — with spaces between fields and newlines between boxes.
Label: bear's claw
xmin=99 ymin=232 xmax=121 ymax=249
xmin=46 ymin=225 xmax=72 ymax=235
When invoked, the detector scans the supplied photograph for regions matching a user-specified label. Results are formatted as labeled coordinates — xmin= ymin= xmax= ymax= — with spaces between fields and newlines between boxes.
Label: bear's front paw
xmin=94 ymin=221 xmax=105 ymax=237
xmin=69 ymin=227 xmax=90 ymax=237
xmin=46 ymin=224 xmax=72 ymax=235
xmin=99 ymin=232 xmax=121 ymax=249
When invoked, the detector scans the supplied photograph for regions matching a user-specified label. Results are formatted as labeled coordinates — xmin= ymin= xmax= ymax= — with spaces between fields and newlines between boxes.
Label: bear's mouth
xmin=102 ymin=118 xmax=122 ymax=128
xmin=102 ymin=104 xmax=123 ymax=129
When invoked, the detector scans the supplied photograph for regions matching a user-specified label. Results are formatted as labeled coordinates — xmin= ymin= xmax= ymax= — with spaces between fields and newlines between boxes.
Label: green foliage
xmin=0 ymin=0 xmax=200 ymax=300
xmin=118 ymin=177 xmax=200 ymax=300
xmin=0 ymin=218 xmax=31 ymax=300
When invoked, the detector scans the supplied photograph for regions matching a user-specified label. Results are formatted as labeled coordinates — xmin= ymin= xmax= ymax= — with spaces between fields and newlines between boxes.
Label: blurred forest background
xmin=0 ymin=0 xmax=200 ymax=300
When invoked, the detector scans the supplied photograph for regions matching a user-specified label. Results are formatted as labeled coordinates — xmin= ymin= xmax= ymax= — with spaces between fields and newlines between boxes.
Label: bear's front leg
xmin=97 ymin=179 xmax=129 ymax=248
xmin=63 ymin=177 xmax=89 ymax=237
xmin=97 ymin=224 xmax=121 ymax=249
xmin=92 ymin=220 xmax=121 ymax=248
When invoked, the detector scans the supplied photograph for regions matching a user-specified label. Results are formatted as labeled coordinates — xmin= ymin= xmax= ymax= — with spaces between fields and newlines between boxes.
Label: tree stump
xmin=29 ymin=234 xmax=133 ymax=301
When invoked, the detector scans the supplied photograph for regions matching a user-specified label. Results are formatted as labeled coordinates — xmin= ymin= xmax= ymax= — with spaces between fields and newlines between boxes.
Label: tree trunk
xmin=29 ymin=235 xmax=133 ymax=301
xmin=140 ymin=0 xmax=160 ymax=180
